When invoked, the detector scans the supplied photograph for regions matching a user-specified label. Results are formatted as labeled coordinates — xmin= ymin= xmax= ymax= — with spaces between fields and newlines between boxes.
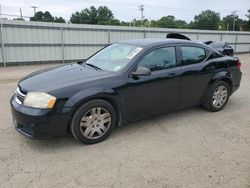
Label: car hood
xmin=19 ymin=63 xmax=115 ymax=92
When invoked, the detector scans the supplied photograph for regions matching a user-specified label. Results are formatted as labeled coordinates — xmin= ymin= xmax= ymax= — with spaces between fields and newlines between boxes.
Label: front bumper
xmin=10 ymin=95 xmax=71 ymax=139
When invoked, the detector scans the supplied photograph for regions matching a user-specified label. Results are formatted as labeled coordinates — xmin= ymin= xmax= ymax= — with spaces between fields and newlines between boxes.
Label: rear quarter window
xmin=181 ymin=46 xmax=206 ymax=66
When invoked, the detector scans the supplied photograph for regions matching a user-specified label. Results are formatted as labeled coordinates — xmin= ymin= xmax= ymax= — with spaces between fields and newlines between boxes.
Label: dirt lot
xmin=0 ymin=54 xmax=250 ymax=188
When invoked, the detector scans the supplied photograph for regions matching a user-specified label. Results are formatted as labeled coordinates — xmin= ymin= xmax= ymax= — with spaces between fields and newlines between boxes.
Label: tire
xmin=202 ymin=81 xmax=230 ymax=112
xmin=70 ymin=99 xmax=116 ymax=144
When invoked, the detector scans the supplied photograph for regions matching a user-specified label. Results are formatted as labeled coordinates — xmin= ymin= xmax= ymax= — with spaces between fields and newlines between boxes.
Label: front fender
xmin=61 ymin=87 xmax=124 ymax=126
xmin=63 ymin=87 xmax=118 ymax=108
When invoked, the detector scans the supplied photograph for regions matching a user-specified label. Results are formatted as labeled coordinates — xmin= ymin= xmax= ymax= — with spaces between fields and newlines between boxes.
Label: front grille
xmin=15 ymin=87 xmax=27 ymax=104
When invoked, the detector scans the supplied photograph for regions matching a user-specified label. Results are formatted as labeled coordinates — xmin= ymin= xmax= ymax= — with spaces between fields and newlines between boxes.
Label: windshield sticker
xmin=113 ymin=66 xmax=121 ymax=71
xmin=126 ymin=47 xmax=143 ymax=59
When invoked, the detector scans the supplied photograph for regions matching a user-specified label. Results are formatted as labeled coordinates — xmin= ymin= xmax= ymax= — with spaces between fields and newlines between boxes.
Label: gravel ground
xmin=0 ymin=54 xmax=250 ymax=188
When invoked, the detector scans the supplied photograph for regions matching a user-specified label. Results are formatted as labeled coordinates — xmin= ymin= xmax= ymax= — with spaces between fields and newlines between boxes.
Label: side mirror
xmin=131 ymin=66 xmax=151 ymax=77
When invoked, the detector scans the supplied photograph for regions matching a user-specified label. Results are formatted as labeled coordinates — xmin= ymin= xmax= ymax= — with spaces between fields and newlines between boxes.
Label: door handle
xmin=166 ymin=73 xmax=177 ymax=78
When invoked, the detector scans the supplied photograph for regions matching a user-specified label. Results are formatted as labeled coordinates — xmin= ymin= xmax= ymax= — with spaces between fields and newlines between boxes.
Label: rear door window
xmin=181 ymin=46 xmax=206 ymax=66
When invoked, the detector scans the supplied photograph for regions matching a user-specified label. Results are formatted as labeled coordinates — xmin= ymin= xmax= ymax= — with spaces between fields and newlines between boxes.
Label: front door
xmin=126 ymin=46 xmax=181 ymax=121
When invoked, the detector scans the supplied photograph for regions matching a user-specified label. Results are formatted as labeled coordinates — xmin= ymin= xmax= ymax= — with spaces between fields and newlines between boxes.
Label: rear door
xmin=178 ymin=45 xmax=215 ymax=108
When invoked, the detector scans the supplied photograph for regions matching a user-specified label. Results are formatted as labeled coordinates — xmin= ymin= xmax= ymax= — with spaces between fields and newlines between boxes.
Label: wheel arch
xmin=219 ymin=77 xmax=233 ymax=94
xmin=209 ymin=71 xmax=234 ymax=94
xmin=200 ymin=71 xmax=233 ymax=104
xmin=66 ymin=95 xmax=122 ymax=132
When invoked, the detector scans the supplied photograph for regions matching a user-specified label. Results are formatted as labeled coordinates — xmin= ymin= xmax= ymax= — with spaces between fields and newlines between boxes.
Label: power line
xmin=66 ymin=0 xmax=235 ymax=12
xmin=0 ymin=2 xmax=240 ymax=23
xmin=0 ymin=13 xmax=30 ymax=19
xmin=0 ymin=2 xmax=242 ymax=27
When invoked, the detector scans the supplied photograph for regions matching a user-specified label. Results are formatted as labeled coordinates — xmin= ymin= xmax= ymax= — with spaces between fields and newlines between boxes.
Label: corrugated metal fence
xmin=1 ymin=19 xmax=250 ymax=66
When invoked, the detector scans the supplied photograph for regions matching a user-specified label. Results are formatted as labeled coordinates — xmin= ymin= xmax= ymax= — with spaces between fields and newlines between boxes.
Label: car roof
xmin=117 ymin=38 xmax=205 ymax=47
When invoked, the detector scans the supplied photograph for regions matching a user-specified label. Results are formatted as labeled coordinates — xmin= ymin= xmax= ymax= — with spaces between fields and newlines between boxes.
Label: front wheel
xmin=202 ymin=81 xmax=230 ymax=112
xmin=70 ymin=100 xmax=116 ymax=144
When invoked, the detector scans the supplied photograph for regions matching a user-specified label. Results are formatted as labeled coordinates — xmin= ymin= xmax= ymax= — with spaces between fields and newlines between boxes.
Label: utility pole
xmin=138 ymin=5 xmax=144 ymax=27
xmin=232 ymin=10 xmax=238 ymax=31
xmin=226 ymin=23 xmax=229 ymax=37
xmin=0 ymin=4 xmax=6 ymax=67
xmin=19 ymin=8 xmax=23 ymax=19
xmin=31 ymin=6 xmax=38 ymax=15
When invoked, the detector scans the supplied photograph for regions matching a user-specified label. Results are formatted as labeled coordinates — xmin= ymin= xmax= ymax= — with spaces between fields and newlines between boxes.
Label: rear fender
xmin=200 ymin=71 xmax=233 ymax=104
xmin=210 ymin=71 xmax=233 ymax=85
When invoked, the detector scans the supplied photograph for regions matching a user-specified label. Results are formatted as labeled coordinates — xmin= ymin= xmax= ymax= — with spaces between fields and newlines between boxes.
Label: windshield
xmin=86 ymin=43 xmax=143 ymax=72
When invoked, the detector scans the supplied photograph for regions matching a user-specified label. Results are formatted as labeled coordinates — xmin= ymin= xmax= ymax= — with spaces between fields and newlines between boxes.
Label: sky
xmin=0 ymin=0 xmax=249 ymax=22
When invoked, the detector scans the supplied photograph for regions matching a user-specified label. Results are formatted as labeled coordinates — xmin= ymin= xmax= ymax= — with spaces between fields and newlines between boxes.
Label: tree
xmin=155 ymin=16 xmax=176 ymax=28
xmin=97 ymin=6 xmax=113 ymax=22
xmin=245 ymin=9 xmax=250 ymax=31
xmin=192 ymin=10 xmax=220 ymax=30
xmin=175 ymin=20 xmax=188 ymax=28
xmin=30 ymin=11 xmax=53 ymax=22
xmin=147 ymin=16 xmax=187 ymax=28
xmin=30 ymin=11 xmax=65 ymax=23
xmin=127 ymin=19 xmax=144 ymax=27
xmin=54 ymin=17 xmax=66 ymax=23
xmin=70 ymin=6 xmax=114 ymax=24
xmin=222 ymin=14 xmax=243 ymax=31
xmin=246 ymin=9 xmax=250 ymax=20
xmin=120 ymin=21 xmax=130 ymax=26
xmin=97 ymin=19 xmax=120 ymax=26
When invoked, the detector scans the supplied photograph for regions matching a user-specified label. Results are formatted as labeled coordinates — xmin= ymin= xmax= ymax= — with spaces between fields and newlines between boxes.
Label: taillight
xmin=236 ymin=60 xmax=241 ymax=70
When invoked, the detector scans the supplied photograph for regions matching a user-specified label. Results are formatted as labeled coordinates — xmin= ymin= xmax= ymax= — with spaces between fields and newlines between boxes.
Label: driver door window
xmin=138 ymin=47 xmax=176 ymax=72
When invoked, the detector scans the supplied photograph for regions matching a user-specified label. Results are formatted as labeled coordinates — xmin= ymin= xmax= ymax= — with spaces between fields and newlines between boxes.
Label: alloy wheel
xmin=79 ymin=107 xmax=111 ymax=140
xmin=212 ymin=85 xmax=228 ymax=109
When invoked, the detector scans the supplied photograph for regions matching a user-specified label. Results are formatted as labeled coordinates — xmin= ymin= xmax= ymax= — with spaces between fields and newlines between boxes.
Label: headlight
xmin=23 ymin=92 xmax=56 ymax=109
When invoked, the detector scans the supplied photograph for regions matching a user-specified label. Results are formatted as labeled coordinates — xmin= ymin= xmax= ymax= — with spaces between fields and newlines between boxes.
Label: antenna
xmin=138 ymin=5 xmax=145 ymax=27
xmin=31 ymin=6 xmax=38 ymax=15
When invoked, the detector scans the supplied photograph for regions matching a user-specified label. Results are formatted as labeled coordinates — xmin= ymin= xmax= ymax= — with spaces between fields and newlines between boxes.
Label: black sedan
xmin=10 ymin=38 xmax=242 ymax=144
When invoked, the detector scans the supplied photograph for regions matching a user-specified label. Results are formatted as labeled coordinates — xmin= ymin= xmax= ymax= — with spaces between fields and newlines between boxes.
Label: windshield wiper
xmin=85 ymin=63 xmax=102 ymax=70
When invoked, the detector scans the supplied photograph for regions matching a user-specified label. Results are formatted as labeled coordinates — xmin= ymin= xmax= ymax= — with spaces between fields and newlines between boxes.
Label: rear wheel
xmin=202 ymin=81 xmax=230 ymax=112
xmin=70 ymin=100 xmax=116 ymax=144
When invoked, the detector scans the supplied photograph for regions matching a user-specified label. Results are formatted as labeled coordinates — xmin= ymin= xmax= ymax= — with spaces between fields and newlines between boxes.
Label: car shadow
xmin=112 ymin=106 xmax=208 ymax=137
xmin=22 ymin=106 xmax=212 ymax=151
